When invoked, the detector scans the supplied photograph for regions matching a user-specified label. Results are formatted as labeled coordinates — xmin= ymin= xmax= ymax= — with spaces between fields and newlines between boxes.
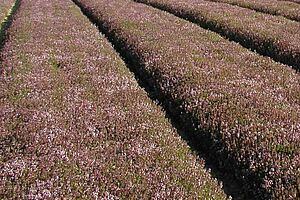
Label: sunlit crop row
xmin=0 ymin=0 xmax=16 ymax=42
xmin=0 ymin=0 xmax=14 ymax=23
xmin=135 ymin=0 xmax=300 ymax=69
xmin=0 ymin=0 xmax=227 ymax=198
xmin=75 ymin=0 xmax=300 ymax=199
xmin=207 ymin=0 xmax=300 ymax=22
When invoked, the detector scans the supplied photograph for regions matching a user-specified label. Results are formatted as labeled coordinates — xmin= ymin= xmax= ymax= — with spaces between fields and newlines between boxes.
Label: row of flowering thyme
xmin=135 ymin=0 xmax=300 ymax=70
xmin=0 ymin=0 xmax=228 ymax=199
xmin=75 ymin=0 xmax=300 ymax=199
xmin=0 ymin=0 xmax=19 ymax=44
xmin=206 ymin=0 xmax=300 ymax=22
xmin=0 ymin=0 xmax=13 ymax=22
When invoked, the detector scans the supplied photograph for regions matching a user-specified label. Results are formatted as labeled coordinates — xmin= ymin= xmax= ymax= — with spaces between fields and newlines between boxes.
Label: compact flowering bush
xmin=207 ymin=0 xmax=300 ymax=22
xmin=0 ymin=0 xmax=14 ymax=23
xmin=135 ymin=0 xmax=300 ymax=69
xmin=0 ymin=0 xmax=228 ymax=199
xmin=75 ymin=0 xmax=300 ymax=199
xmin=0 ymin=0 xmax=18 ymax=43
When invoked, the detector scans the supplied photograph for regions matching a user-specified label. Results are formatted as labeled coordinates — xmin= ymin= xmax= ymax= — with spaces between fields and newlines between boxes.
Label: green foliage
xmin=122 ymin=20 xmax=139 ymax=30
xmin=275 ymin=144 xmax=296 ymax=158
xmin=49 ymin=56 xmax=61 ymax=69
xmin=207 ymin=32 xmax=221 ymax=42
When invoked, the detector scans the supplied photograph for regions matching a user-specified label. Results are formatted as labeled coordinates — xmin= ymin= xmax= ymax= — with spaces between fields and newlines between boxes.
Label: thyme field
xmin=0 ymin=0 xmax=299 ymax=199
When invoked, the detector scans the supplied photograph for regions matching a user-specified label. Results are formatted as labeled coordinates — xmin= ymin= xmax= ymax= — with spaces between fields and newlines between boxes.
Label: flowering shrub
xmin=135 ymin=0 xmax=300 ymax=69
xmin=0 ymin=0 xmax=227 ymax=199
xmin=0 ymin=0 xmax=18 ymax=44
xmin=75 ymin=0 xmax=300 ymax=199
xmin=0 ymin=0 xmax=14 ymax=23
xmin=207 ymin=0 xmax=300 ymax=22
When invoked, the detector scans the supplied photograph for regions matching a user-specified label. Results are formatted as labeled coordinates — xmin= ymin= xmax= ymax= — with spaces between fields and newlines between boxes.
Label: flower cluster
xmin=0 ymin=0 xmax=227 ymax=199
xmin=76 ymin=0 xmax=300 ymax=198
xmin=135 ymin=0 xmax=300 ymax=69
xmin=207 ymin=0 xmax=300 ymax=22
xmin=0 ymin=0 xmax=17 ymax=44
xmin=0 ymin=0 xmax=15 ymax=24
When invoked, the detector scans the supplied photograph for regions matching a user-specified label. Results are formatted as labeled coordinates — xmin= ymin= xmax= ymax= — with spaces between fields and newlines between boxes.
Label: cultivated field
xmin=135 ymin=0 xmax=300 ymax=69
xmin=207 ymin=0 xmax=300 ymax=21
xmin=0 ymin=0 xmax=299 ymax=199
